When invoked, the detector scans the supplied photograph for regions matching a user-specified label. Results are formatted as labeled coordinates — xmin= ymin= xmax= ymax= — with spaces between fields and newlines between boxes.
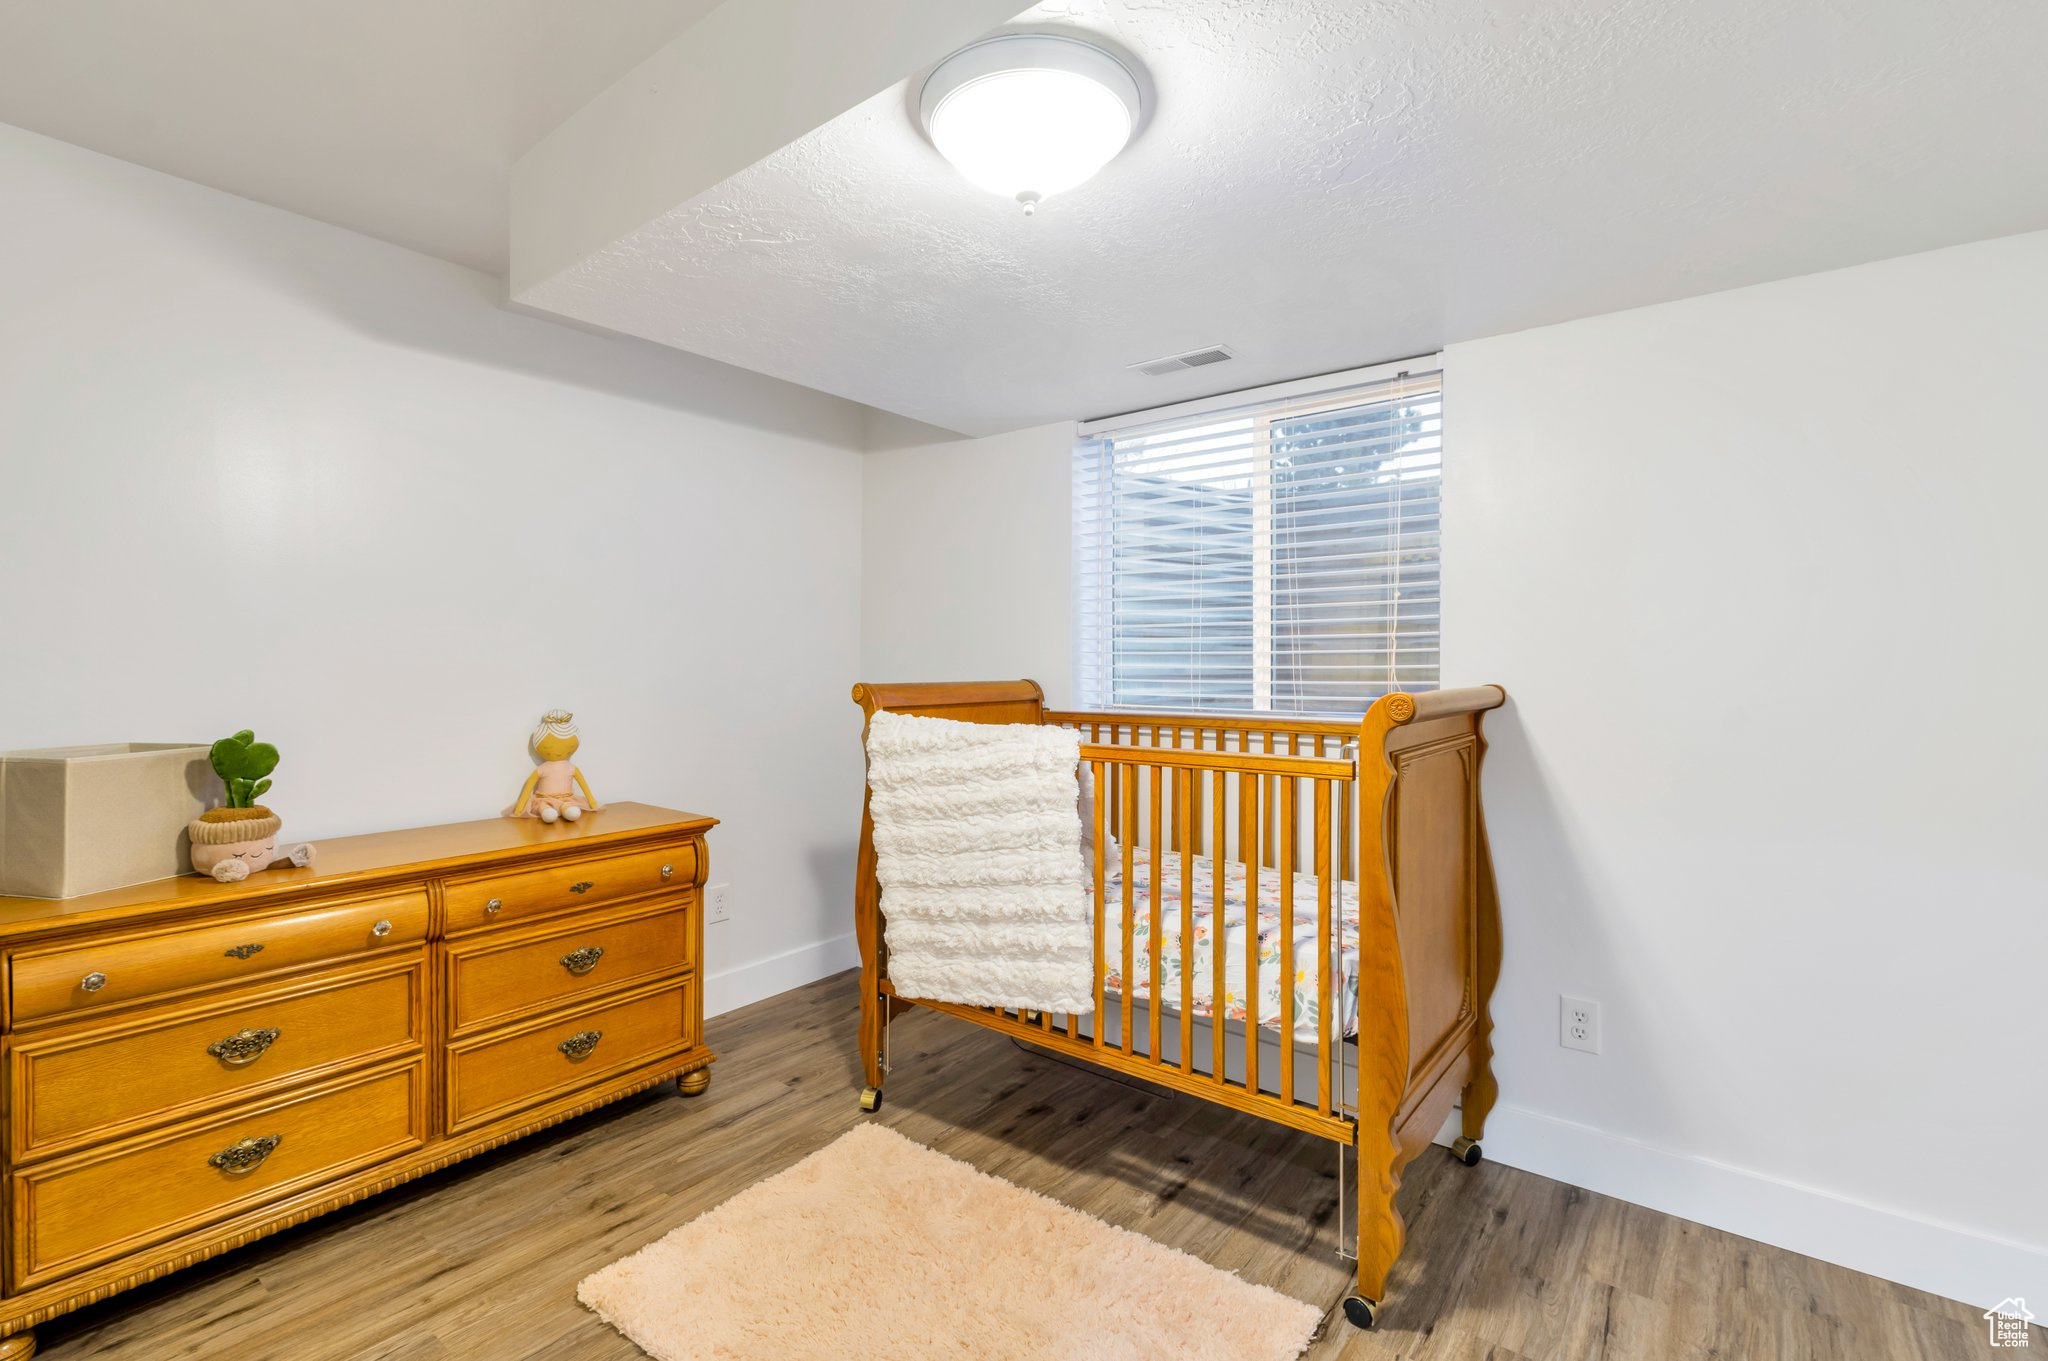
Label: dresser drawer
xmin=10 ymin=890 xmax=430 ymax=1024
xmin=446 ymin=978 xmax=694 ymax=1133
xmin=11 ymin=959 xmax=425 ymax=1161
xmin=443 ymin=842 xmax=694 ymax=934
xmin=13 ymin=1062 xmax=426 ymax=1288
xmin=448 ymin=898 xmax=691 ymax=1037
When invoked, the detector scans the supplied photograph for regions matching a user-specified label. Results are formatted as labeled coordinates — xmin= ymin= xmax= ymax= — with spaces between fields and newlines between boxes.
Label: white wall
xmin=860 ymin=229 xmax=2048 ymax=1309
xmin=1446 ymin=230 xmax=2048 ymax=1309
xmin=861 ymin=419 xmax=1076 ymax=692
xmin=0 ymin=123 xmax=866 ymax=1014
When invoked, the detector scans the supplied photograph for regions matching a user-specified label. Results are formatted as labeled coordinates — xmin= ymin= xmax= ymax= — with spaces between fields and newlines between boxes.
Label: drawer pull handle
xmin=558 ymin=1030 xmax=603 ymax=1060
xmin=80 ymin=971 xmax=108 ymax=994
xmin=486 ymin=898 xmax=504 ymax=916
xmin=208 ymin=1028 xmax=282 ymax=1064
xmin=209 ymin=1134 xmax=282 ymax=1174
xmin=372 ymin=919 xmax=393 ymax=937
xmin=660 ymin=863 xmax=674 ymax=880
xmin=569 ymin=881 xmax=596 ymax=894
xmin=224 ymin=943 xmax=266 ymax=960
xmin=560 ymin=946 xmax=606 ymax=976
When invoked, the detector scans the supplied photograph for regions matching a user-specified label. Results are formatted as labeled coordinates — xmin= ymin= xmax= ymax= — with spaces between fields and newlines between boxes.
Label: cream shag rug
xmin=578 ymin=1124 xmax=1322 ymax=1361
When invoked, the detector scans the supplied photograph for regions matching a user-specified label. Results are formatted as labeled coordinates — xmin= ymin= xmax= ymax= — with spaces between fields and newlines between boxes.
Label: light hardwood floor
xmin=31 ymin=970 xmax=2030 ymax=1360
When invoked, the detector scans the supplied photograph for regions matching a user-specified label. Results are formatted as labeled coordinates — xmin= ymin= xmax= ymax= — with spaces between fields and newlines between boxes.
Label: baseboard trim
xmin=702 ymin=932 xmax=859 ymax=1020
xmin=1473 ymin=1101 xmax=2048 ymax=1312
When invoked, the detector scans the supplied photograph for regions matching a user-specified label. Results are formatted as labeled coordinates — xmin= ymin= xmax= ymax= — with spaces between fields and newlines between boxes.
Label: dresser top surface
xmin=0 ymin=802 xmax=715 ymax=940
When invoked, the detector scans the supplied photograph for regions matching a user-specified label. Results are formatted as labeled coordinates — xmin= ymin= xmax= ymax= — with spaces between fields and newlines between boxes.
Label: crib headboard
xmin=1354 ymin=685 xmax=1507 ymax=1115
xmin=850 ymin=679 xmax=1047 ymax=729
xmin=850 ymin=680 xmax=1049 ymax=1032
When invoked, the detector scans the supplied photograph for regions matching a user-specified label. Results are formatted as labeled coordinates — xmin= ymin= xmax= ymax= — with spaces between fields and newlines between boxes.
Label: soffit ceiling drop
xmin=513 ymin=0 xmax=2048 ymax=437
xmin=0 ymin=0 xmax=724 ymax=274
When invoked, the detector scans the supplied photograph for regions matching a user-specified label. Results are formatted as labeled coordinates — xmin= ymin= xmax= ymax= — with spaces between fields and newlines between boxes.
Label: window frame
xmin=1074 ymin=357 xmax=1443 ymax=717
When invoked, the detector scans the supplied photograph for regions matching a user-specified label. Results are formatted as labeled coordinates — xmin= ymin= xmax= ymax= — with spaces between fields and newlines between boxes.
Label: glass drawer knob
xmin=372 ymin=919 xmax=393 ymax=937
xmin=486 ymin=898 xmax=503 ymax=915
xmin=660 ymin=863 xmax=674 ymax=880
xmin=80 ymin=971 xmax=107 ymax=993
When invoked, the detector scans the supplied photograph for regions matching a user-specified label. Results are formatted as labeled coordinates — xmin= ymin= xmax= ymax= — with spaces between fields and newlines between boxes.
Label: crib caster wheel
xmin=1451 ymin=1136 xmax=1483 ymax=1166
xmin=858 ymin=1086 xmax=883 ymax=1113
xmin=1343 ymin=1296 xmax=1380 ymax=1329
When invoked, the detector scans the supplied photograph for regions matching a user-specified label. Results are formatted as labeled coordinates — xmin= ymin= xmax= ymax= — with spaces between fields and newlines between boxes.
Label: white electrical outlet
xmin=707 ymin=883 xmax=731 ymax=925
xmin=1560 ymin=995 xmax=1600 ymax=1054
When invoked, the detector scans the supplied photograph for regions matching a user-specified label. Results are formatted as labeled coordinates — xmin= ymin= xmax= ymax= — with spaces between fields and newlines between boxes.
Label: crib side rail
xmin=1078 ymin=744 xmax=1353 ymax=780
xmin=1054 ymin=709 xmax=1362 ymax=879
xmin=855 ymin=684 xmax=1375 ymax=1145
xmin=1048 ymin=708 xmax=1359 ymax=740
xmin=1051 ymin=735 xmax=1359 ymax=1135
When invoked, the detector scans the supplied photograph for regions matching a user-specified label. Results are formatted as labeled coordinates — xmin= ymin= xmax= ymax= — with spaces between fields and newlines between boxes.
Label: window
xmin=1074 ymin=363 xmax=1442 ymax=715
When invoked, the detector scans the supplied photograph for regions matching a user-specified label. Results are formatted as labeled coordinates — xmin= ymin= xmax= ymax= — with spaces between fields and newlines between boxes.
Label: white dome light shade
xmin=920 ymin=36 xmax=1141 ymax=214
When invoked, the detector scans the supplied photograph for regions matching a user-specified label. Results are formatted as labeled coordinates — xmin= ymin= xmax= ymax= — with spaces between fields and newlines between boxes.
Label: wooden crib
xmin=850 ymin=679 xmax=1506 ymax=1328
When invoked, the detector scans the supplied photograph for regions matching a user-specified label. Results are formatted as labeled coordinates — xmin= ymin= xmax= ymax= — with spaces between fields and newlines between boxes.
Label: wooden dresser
xmin=0 ymin=802 xmax=714 ymax=1358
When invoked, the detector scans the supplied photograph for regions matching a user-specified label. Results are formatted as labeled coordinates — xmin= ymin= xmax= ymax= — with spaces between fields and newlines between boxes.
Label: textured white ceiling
xmin=0 ymin=0 xmax=721 ymax=273
xmin=518 ymin=0 xmax=2048 ymax=436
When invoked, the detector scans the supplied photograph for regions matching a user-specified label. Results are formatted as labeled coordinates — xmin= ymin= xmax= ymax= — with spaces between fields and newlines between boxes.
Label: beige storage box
xmin=0 ymin=744 xmax=213 ymax=899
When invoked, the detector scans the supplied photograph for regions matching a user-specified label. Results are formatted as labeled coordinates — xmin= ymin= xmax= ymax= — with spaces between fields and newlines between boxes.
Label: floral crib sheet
xmin=1096 ymin=848 xmax=1360 ymax=1044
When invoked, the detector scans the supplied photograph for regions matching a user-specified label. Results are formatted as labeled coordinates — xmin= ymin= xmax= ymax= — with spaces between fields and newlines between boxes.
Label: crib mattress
xmin=1098 ymin=849 xmax=1360 ymax=1044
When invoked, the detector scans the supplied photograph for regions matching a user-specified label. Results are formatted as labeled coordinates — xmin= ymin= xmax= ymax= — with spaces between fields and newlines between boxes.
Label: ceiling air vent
xmin=1129 ymin=345 xmax=1236 ymax=377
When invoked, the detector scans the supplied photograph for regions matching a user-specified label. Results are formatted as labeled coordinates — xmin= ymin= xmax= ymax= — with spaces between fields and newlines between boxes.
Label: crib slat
xmin=1211 ymin=770 xmax=1227 ymax=1084
xmin=1315 ymin=778 xmax=1333 ymax=1117
xmin=1108 ymin=739 xmax=1121 ymax=844
xmin=1120 ymin=771 xmax=1137 ymax=1056
xmin=1341 ymin=777 xmax=1354 ymax=881
xmin=1177 ymin=768 xmax=1194 ymax=1074
xmin=1238 ymin=746 xmax=1255 ymax=871
xmin=1277 ymin=769 xmax=1294 ymax=1096
xmin=1279 ymin=774 xmax=1296 ymax=1106
xmin=1148 ymin=761 xmax=1163 ymax=1061
xmin=1093 ymin=759 xmax=1107 ymax=1051
xmin=1166 ymin=725 xmax=1181 ymax=853
xmin=1243 ymin=774 xmax=1260 ymax=1096
xmin=1287 ymin=733 xmax=1302 ymax=875
xmin=1262 ymin=729 xmax=1277 ymax=869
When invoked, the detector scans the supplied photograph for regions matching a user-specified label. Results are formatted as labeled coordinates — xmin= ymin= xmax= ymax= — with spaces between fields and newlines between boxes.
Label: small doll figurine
xmin=508 ymin=710 xmax=600 ymax=823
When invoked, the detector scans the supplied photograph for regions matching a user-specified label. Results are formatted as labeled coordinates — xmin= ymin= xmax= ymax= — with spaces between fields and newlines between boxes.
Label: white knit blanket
xmin=864 ymin=711 xmax=1094 ymax=1014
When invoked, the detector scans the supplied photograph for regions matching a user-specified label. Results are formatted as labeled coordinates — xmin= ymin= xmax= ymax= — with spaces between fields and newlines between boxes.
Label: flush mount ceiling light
xmin=919 ymin=34 xmax=1142 ymax=216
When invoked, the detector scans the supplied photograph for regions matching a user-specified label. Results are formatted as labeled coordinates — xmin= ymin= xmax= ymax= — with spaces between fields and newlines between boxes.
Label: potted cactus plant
xmin=187 ymin=730 xmax=315 ymax=882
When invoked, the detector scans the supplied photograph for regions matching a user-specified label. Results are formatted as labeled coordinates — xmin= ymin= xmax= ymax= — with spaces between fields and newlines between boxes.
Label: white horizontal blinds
xmin=1075 ymin=367 xmax=1442 ymax=715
